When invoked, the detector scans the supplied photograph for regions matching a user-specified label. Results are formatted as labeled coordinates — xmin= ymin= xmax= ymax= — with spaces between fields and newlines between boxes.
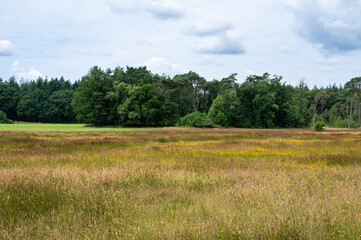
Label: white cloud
xmin=0 ymin=40 xmax=13 ymax=56
xmin=186 ymin=22 xmax=235 ymax=37
xmin=107 ymin=0 xmax=184 ymax=19
xmin=284 ymin=0 xmax=361 ymax=52
xmin=278 ymin=45 xmax=297 ymax=54
xmin=199 ymin=31 xmax=245 ymax=55
xmin=143 ymin=57 xmax=188 ymax=76
xmin=314 ymin=57 xmax=341 ymax=65
xmin=106 ymin=0 xmax=140 ymax=13
xmin=318 ymin=67 xmax=334 ymax=72
xmin=200 ymin=55 xmax=222 ymax=66
xmin=11 ymin=61 xmax=24 ymax=72
xmin=186 ymin=20 xmax=245 ymax=55
xmin=1 ymin=0 xmax=361 ymax=86
xmin=18 ymin=69 xmax=45 ymax=80
xmin=147 ymin=0 xmax=184 ymax=19
xmin=11 ymin=61 xmax=44 ymax=80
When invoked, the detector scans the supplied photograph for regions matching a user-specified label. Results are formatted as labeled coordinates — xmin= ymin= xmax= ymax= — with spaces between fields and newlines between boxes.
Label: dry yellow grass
xmin=0 ymin=127 xmax=360 ymax=239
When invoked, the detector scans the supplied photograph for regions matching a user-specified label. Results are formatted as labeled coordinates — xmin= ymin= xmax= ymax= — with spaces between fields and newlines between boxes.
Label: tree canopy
xmin=0 ymin=66 xmax=360 ymax=129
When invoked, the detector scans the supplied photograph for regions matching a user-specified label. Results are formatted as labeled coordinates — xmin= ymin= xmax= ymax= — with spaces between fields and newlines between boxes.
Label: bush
xmin=0 ymin=110 xmax=13 ymax=124
xmin=213 ymin=112 xmax=228 ymax=127
xmin=350 ymin=122 xmax=360 ymax=129
xmin=334 ymin=118 xmax=347 ymax=128
xmin=329 ymin=117 xmax=359 ymax=129
xmin=314 ymin=121 xmax=326 ymax=131
xmin=178 ymin=112 xmax=216 ymax=128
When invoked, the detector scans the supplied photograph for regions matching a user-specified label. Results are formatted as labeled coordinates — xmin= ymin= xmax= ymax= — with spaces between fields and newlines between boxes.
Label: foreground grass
xmin=0 ymin=127 xmax=360 ymax=239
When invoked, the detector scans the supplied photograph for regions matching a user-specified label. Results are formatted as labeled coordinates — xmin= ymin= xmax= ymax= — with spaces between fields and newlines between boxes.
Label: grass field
xmin=0 ymin=123 xmax=156 ymax=131
xmin=0 ymin=125 xmax=360 ymax=239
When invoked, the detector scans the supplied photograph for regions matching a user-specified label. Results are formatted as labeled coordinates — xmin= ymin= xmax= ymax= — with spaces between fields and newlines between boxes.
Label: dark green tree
xmin=172 ymin=73 xmax=191 ymax=116
xmin=46 ymin=90 xmax=76 ymax=123
xmin=0 ymin=76 xmax=19 ymax=120
xmin=72 ymin=66 xmax=113 ymax=126
xmin=208 ymin=95 xmax=228 ymax=127
xmin=345 ymin=77 xmax=361 ymax=127
xmin=238 ymin=73 xmax=294 ymax=128
xmin=314 ymin=90 xmax=330 ymax=122
xmin=114 ymin=67 xmax=168 ymax=126
xmin=0 ymin=110 xmax=13 ymax=124
xmin=291 ymin=79 xmax=312 ymax=127
xmin=208 ymin=90 xmax=241 ymax=127
xmin=17 ymin=94 xmax=38 ymax=122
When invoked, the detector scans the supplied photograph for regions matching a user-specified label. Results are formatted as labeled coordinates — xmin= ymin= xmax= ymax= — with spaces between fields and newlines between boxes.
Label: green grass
xmin=0 ymin=123 xmax=159 ymax=131
xmin=0 ymin=128 xmax=361 ymax=239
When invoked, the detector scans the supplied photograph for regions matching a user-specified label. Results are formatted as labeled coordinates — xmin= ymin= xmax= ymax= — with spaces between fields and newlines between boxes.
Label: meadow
xmin=0 ymin=123 xmax=156 ymax=132
xmin=0 ymin=125 xmax=360 ymax=239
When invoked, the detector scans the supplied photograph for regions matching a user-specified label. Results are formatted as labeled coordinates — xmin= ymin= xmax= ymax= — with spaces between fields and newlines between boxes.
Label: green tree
xmin=203 ymin=80 xmax=220 ymax=112
xmin=208 ymin=90 xmax=241 ymax=127
xmin=291 ymin=79 xmax=312 ymax=127
xmin=172 ymin=73 xmax=191 ymax=116
xmin=208 ymin=95 xmax=228 ymax=127
xmin=238 ymin=73 xmax=294 ymax=128
xmin=152 ymin=74 xmax=179 ymax=125
xmin=345 ymin=77 xmax=361 ymax=128
xmin=46 ymin=90 xmax=76 ymax=123
xmin=0 ymin=110 xmax=13 ymax=124
xmin=17 ymin=94 xmax=37 ymax=122
xmin=314 ymin=90 xmax=330 ymax=122
xmin=117 ymin=83 xmax=162 ymax=126
xmin=178 ymin=112 xmax=215 ymax=128
xmin=219 ymin=73 xmax=237 ymax=94
xmin=0 ymin=76 xmax=19 ymax=120
xmin=72 ymin=66 xmax=113 ymax=126
xmin=188 ymin=71 xmax=206 ymax=112
xmin=114 ymin=67 xmax=167 ymax=126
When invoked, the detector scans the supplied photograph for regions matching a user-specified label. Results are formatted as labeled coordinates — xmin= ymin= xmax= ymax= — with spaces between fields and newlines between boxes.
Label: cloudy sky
xmin=1 ymin=0 xmax=361 ymax=86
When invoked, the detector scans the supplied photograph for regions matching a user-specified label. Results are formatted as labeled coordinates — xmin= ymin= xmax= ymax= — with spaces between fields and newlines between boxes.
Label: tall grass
xmin=0 ymin=128 xmax=360 ymax=239
xmin=0 ymin=123 xmax=158 ymax=131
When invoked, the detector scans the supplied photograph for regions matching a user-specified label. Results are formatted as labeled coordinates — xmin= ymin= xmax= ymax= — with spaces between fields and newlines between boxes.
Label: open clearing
xmin=0 ymin=126 xmax=360 ymax=239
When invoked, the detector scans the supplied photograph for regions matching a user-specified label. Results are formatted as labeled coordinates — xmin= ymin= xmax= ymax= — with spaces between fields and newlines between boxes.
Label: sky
xmin=1 ymin=0 xmax=361 ymax=87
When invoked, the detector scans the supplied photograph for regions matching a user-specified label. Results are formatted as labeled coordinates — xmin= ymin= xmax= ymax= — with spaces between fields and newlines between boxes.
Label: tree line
xmin=0 ymin=76 xmax=77 ymax=123
xmin=0 ymin=66 xmax=360 ymax=128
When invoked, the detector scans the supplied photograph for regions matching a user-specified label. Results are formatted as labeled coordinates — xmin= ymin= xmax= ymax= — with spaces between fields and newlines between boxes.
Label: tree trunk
xmin=203 ymin=90 xmax=207 ymax=112
xmin=347 ymin=102 xmax=350 ymax=128
xmin=313 ymin=104 xmax=316 ymax=125
xmin=193 ymin=86 xmax=198 ymax=112
xmin=357 ymin=92 xmax=361 ymax=128
xmin=350 ymin=100 xmax=353 ymax=123
xmin=321 ymin=102 xmax=324 ymax=122
xmin=178 ymin=87 xmax=184 ymax=116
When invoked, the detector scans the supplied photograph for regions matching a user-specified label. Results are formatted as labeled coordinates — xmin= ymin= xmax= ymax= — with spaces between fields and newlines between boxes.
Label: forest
xmin=0 ymin=66 xmax=360 ymax=128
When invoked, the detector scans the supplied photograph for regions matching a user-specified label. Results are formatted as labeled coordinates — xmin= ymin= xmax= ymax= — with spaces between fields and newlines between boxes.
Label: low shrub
xmin=0 ymin=110 xmax=13 ymax=124
xmin=213 ymin=112 xmax=228 ymax=128
xmin=178 ymin=112 xmax=216 ymax=128
xmin=314 ymin=121 xmax=326 ymax=131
